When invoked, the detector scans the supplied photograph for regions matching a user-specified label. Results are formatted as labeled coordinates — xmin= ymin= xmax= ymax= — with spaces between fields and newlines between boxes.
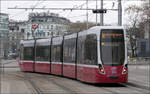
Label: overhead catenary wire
xmin=8 ymin=7 xmax=118 ymax=11
xmin=1 ymin=0 xmax=144 ymax=2
xmin=32 ymin=0 xmax=46 ymax=11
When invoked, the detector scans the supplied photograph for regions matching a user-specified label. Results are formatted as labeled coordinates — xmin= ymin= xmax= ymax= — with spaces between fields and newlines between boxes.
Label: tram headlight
xmin=99 ymin=64 xmax=105 ymax=74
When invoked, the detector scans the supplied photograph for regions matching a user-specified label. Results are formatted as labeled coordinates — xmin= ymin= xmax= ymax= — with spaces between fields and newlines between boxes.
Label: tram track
xmin=34 ymin=73 xmax=148 ymax=94
xmin=8 ymin=72 xmax=79 ymax=94
xmin=119 ymin=83 xmax=150 ymax=93
xmin=4 ymin=71 xmax=150 ymax=94
xmin=100 ymin=87 xmax=120 ymax=94
xmin=2 ymin=60 xmax=149 ymax=93
xmin=23 ymin=72 xmax=43 ymax=94
xmin=30 ymin=73 xmax=79 ymax=94
xmin=124 ymin=81 xmax=149 ymax=90
xmin=21 ymin=72 xmax=150 ymax=94
xmin=2 ymin=64 xmax=149 ymax=94
xmin=1 ymin=61 xmax=43 ymax=94
xmin=3 ymin=72 xmax=43 ymax=94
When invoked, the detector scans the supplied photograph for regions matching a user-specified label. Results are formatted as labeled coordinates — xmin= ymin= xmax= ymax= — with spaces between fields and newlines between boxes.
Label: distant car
xmin=8 ymin=53 xmax=17 ymax=59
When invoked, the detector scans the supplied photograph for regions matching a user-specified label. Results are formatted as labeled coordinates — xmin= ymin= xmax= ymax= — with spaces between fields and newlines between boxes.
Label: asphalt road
xmin=0 ymin=60 xmax=150 ymax=94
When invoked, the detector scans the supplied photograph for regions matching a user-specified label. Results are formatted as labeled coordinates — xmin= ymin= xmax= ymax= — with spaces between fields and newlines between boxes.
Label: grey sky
xmin=1 ymin=0 xmax=144 ymax=25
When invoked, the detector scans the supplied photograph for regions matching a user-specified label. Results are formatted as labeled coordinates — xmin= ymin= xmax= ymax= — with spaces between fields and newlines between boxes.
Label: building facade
xmin=21 ymin=12 xmax=70 ymax=39
xmin=0 ymin=13 xmax=9 ymax=58
xmin=8 ymin=21 xmax=24 ymax=56
xmin=137 ymin=21 xmax=150 ymax=57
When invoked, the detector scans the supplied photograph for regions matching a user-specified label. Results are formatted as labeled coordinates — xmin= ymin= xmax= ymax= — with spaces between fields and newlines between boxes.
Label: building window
xmin=51 ymin=25 xmax=53 ymax=30
xmin=47 ymin=32 xmax=50 ymax=36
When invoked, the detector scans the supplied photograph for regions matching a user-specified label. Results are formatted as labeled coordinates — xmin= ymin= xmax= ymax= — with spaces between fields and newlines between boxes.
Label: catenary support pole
xmin=118 ymin=0 xmax=122 ymax=26
xmin=100 ymin=0 xmax=103 ymax=26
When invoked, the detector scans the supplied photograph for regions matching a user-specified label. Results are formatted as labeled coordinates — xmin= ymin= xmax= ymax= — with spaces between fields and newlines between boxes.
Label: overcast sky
xmin=1 ymin=0 xmax=144 ymax=25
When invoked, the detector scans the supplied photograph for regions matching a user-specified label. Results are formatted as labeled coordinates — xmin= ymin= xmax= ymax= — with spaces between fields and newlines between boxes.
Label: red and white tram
xmin=18 ymin=26 xmax=128 ymax=83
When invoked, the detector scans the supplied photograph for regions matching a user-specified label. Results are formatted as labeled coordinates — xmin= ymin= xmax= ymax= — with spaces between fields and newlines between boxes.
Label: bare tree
xmin=125 ymin=5 xmax=143 ymax=57
xmin=125 ymin=3 xmax=150 ymax=57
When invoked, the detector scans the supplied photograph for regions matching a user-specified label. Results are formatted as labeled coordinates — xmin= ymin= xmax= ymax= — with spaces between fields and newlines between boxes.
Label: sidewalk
xmin=0 ymin=59 xmax=19 ymax=67
xmin=128 ymin=65 xmax=150 ymax=89
xmin=128 ymin=58 xmax=150 ymax=65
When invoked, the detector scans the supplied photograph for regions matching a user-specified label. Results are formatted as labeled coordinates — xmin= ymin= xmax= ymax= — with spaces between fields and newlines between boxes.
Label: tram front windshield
xmin=100 ymin=29 xmax=125 ymax=66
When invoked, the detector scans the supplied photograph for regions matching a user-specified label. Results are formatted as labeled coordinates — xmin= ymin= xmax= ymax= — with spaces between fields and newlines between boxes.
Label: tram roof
xmin=36 ymin=38 xmax=51 ymax=46
xmin=78 ymin=26 xmax=124 ymax=36
xmin=20 ymin=40 xmax=35 ymax=47
xmin=52 ymin=36 xmax=63 ymax=45
xmin=90 ymin=26 xmax=124 ymax=30
xmin=64 ymin=33 xmax=77 ymax=39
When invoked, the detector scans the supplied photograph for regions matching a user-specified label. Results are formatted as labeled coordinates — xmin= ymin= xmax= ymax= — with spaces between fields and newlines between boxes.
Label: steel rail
xmin=5 ymin=72 xmax=43 ymax=94
xmin=24 ymin=72 xmax=43 ymax=94
xmin=38 ymin=74 xmax=78 ymax=94
xmin=119 ymin=81 xmax=150 ymax=94
xmin=121 ymin=81 xmax=150 ymax=91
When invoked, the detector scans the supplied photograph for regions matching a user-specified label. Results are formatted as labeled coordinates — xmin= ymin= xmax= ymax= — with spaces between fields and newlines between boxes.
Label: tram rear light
xmin=100 ymin=68 xmax=104 ymax=73
xmin=99 ymin=64 xmax=105 ymax=74
xmin=122 ymin=67 xmax=127 ymax=74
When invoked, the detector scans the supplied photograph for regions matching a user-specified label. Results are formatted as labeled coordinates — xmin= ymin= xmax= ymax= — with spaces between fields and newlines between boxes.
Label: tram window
xmin=36 ymin=46 xmax=50 ymax=61
xmin=77 ymin=36 xmax=85 ymax=64
xmin=77 ymin=35 xmax=97 ymax=65
xmin=51 ymin=45 xmax=62 ymax=62
xmin=84 ymin=34 xmax=97 ymax=65
xmin=23 ymin=47 xmax=34 ymax=60
xmin=100 ymin=29 xmax=125 ymax=66
xmin=63 ymin=38 xmax=76 ymax=63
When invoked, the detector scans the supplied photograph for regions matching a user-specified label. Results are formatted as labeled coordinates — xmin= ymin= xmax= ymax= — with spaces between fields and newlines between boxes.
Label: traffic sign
xmin=92 ymin=9 xmax=107 ymax=13
xmin=32 ymin=24 xmax=38 ymax=29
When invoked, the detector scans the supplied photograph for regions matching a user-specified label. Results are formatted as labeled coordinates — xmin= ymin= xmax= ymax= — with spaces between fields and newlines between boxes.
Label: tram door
xmin=19 ymin=44 xmax=24 ymax=71
xmin=34 ymin=39 xmax=51 ymax=73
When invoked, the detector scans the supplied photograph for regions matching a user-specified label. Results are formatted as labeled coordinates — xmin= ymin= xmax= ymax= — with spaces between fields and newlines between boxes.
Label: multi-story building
xmin=8 ymin=21 xmax=24 ymax=55
xmin=0 ymin=13 xmax=9 ymax=58
xmin=21 ymin=12 xmax=70 ymax=39
xmin=137 ymin=21 xmax=150 ymax=57
xmin=137 ymin=1 xmax=150 ymax=58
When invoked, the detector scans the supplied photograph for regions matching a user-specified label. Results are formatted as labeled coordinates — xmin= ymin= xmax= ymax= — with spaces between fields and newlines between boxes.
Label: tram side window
xmin=51 ymin=45 xmax=62 ymax=62
xmin=23 ymin=47 xmax=34 ymax=60
xmin=36 ymin=46 xmax=50 ymax=61
xmin=63 ymin=38 xmax=76 ymax=63
xmin=77 ymin=36 xmax=85 ymax=64
xmin=84 ymin=34 xmax=97 ymax=65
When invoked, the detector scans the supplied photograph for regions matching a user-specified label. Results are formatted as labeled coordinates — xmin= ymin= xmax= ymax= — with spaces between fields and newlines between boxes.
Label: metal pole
xmin=96 ymin=0 xmax=98 ymax=25
xmin=86 ymin=0 xmax=88 ymax=30
xmin=100 ymin=0 xmax=103 ymax=26
xmin=118 ymin=0 xmax=122 ymax=26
